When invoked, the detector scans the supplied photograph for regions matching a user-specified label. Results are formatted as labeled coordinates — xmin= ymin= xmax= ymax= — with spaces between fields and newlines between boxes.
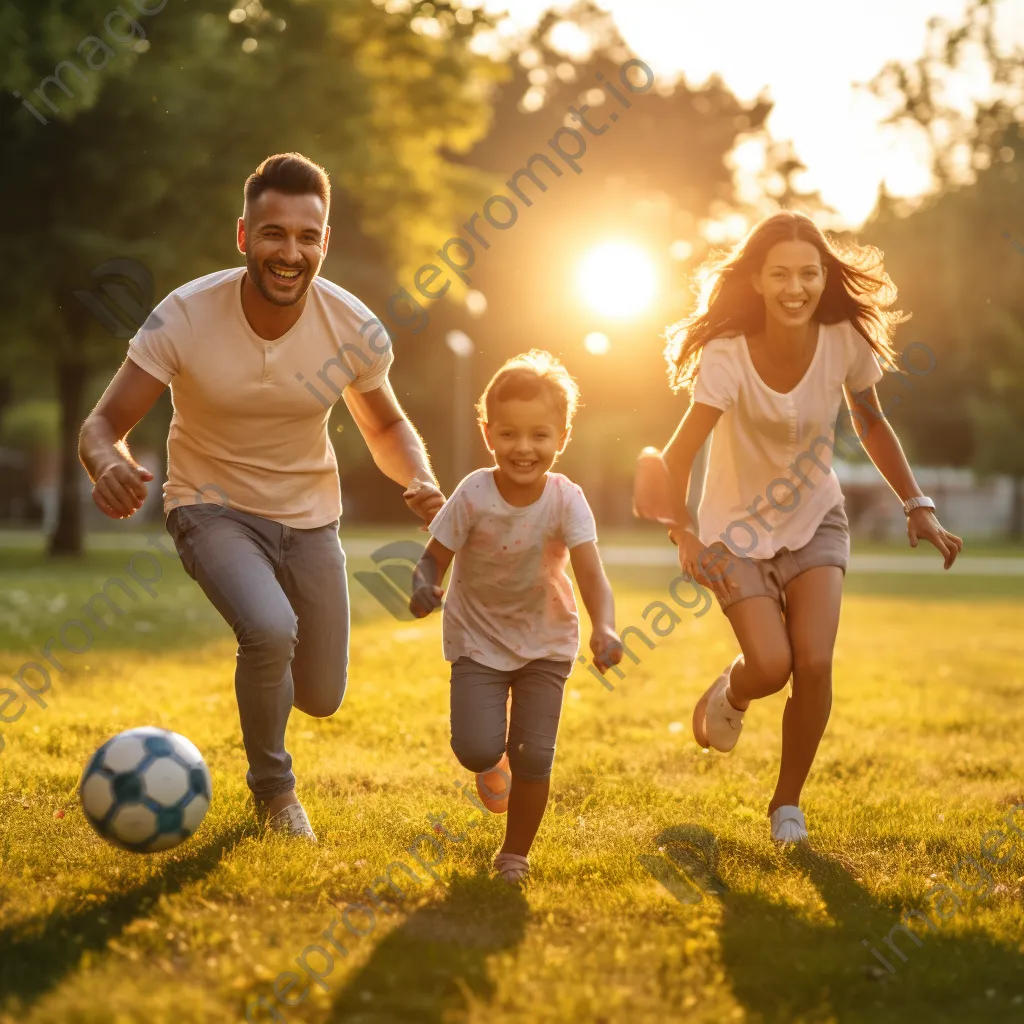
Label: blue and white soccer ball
xmin=79 ymin=727 xmax=212 ymax=853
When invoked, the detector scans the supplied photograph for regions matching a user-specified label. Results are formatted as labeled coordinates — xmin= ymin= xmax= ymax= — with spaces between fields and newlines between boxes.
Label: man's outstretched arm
xmin=79 ymin=357 xmax=167 ymax=519
xmin=344 ymin=377 xmax=445 ymax=525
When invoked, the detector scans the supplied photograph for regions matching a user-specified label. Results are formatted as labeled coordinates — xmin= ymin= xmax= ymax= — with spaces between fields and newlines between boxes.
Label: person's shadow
xmin=325 ymin=871 xmax=529 ymax=1023
xmin=683 ymin=836 xmax=1024 ymax=1024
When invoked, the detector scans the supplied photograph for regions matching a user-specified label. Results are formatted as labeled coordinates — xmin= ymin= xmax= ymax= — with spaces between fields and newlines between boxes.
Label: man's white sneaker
xmin=770 ymin=805 xmax=808 ymax=844
xmin=263 ymin=801 xmax=318 ymax=843
xmin=693 ymin=655 xmax=745 ymax=752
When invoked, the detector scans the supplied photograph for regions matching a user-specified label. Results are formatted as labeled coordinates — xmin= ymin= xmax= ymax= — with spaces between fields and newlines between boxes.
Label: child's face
xmin=482 ymin=396 xmax=569 ymax=486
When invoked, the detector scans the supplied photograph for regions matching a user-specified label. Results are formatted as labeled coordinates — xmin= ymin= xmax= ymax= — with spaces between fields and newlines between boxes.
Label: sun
xmin=578 ymin=241 xmax=659 ymax=318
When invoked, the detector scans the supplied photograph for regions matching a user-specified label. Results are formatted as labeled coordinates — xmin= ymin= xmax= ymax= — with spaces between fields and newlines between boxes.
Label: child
xmin=408 ymin=349 xmax=622 ymax=882
xmin=636 ymin=211 xmax=962 ymax=844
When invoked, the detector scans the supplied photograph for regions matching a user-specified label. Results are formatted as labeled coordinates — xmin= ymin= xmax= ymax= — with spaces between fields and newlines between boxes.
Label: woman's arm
xmin=409 ymin=537 xmax=455 ymax=617
xmin=569 ymin=541 xmax=622 ymax=673
xmin=658 ymin=402 xmax=735 ymax=601
xmin=661 ymin=402 xmax=721 ymax=534
xmin=846 ymin=385 xmax=963 ymax=569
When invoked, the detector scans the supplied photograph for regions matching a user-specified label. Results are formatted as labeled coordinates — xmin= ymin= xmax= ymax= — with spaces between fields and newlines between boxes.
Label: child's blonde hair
xmin=476 ymin=349 xmax=581 ymax=430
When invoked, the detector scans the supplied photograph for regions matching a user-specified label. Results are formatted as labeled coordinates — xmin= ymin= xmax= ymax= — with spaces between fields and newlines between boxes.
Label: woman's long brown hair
xmin=664 ymin=211 xmax=907 ymax=392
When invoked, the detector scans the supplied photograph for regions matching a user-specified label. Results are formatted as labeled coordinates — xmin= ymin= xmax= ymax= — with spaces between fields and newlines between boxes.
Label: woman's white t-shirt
xmin=693 ymin=319 xmax=883 ymax=560
xmin=428 ymin=468 xmax=597 ymax=671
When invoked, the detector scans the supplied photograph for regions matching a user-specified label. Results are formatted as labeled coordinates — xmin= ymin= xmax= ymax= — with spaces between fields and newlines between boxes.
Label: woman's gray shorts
xmin=710 ymin=503 xmax=850 ymax=613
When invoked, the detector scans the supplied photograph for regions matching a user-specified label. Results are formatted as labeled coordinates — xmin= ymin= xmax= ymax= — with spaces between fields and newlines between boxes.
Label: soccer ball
xmin=79 ymin=727 xmax=212 ymax=853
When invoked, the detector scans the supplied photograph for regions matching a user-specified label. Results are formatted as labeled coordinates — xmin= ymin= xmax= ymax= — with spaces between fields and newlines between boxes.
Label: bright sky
xmin=481 ymin=0 xmax=1024 ymax=228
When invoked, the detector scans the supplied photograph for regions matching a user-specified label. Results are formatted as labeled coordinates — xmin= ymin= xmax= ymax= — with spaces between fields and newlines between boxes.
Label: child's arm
xmin=409 ymin=537 xmax=455 ymax=618
xmin=569 ymin=541 xmax=623 ymax=673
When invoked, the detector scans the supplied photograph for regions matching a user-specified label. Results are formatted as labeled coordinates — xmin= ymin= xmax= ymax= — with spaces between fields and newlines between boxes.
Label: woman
xmin=640 ymin=211 xmax=961 ymax=843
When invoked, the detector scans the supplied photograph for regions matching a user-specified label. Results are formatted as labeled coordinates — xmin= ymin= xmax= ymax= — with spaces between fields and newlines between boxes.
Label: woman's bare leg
xmin=723 ymin=596 xmax=794 ymax=707
xmin=769 ymin=566 xmax=844 ymax=814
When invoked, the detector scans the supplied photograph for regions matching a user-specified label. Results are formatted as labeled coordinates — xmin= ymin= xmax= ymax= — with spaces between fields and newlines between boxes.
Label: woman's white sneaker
xmin=693 ymin=655 xmax=745 ymax=752
xmin=770 ymin=805 xmax=808 ymax=844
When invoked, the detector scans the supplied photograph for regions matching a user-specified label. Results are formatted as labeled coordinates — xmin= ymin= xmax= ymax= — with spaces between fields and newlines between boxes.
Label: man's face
xmin=238 ymin=190 xmax=329 ymax=306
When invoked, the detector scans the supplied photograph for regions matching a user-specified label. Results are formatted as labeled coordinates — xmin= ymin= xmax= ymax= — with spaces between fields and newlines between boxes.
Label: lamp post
xmin=445 ymin=329 xmax=474 ymax=484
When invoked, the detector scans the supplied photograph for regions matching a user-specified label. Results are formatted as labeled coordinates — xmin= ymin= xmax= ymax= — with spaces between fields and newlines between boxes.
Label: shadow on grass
xmin=325 ymin=871 xmax=529 ymax=1023
xmin=713 ymin=844 xmax=1024 ymax=1024
xmin=0 ymin=822 xmax=250 ymax=1011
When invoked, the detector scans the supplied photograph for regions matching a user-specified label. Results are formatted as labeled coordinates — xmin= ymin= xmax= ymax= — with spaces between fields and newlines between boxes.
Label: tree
xmin=864 ymin=0 xmax=1024 ymax=534
xmin=0 ymin=0 xmax=503 ymax=552
xmin=387 ymin=1 xmax=832 ymax=510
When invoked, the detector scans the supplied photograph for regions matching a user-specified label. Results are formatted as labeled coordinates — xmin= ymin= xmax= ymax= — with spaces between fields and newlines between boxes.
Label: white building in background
xmin=834 ymin=462 xmax=1019 ymax=540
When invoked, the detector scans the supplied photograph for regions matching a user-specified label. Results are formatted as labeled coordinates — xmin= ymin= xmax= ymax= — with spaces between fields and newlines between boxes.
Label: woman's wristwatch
xmin=902 ymin=495 xmax=936 ymax=516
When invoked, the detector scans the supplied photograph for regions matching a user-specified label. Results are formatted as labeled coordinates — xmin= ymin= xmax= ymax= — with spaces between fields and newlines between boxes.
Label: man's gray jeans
xmin=166 ymin=504 xmax=349 ymax=802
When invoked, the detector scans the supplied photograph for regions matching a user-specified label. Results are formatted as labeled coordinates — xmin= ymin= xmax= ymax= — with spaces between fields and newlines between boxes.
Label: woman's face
xmin=751 ymin=239 xmax=826 ymax=329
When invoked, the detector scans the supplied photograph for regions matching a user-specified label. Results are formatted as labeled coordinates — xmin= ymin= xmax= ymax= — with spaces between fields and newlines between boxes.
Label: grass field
xmin=2 ymin=531 xmax=1024 ymax=1024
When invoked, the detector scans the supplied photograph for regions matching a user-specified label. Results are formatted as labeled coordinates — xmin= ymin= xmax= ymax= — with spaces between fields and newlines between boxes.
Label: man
xmin=79 ymin=152 xmax=444 ymax=841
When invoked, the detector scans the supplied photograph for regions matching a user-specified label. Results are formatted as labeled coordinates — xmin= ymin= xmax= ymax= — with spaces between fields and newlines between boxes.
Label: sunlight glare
xmin=578 ymin=242 xmax=659 ymax=318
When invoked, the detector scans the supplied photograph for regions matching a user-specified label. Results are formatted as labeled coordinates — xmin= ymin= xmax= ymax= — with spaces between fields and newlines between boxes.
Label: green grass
xmin=2 ymin=539 xmax=1024 ymax=1024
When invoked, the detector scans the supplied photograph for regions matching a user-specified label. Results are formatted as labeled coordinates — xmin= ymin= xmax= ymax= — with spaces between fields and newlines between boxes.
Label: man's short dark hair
xmin=244 ymin=152 xmax=330 ymax=218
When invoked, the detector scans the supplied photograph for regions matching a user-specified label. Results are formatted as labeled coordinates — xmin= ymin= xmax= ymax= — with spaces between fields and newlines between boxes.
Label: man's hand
xmin=404 ymin=477 xmax=445 ymax=529
xmin=92 ymin=460 xmax=154 ymax=519
xmin=590 ymin=626 xmax=623 ymax=674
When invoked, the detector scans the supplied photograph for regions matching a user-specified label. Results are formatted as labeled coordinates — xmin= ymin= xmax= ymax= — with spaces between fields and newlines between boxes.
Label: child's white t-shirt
xmin=428 ymin=468 xmax=597 ymax=671
xmin=693 ymin=319 xmax=883 ymax=559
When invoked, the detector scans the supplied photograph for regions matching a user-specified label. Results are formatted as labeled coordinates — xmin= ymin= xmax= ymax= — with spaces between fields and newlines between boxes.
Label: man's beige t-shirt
xmin=128 ymin=268 xmax=393 ymax=528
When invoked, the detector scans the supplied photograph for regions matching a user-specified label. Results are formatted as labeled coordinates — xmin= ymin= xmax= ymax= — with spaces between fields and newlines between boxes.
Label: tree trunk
xmin=48 ymin=352 xmax=88 ymax=556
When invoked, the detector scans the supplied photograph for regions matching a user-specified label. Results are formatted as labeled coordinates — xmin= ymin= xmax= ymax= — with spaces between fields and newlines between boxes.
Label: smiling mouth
xmin=510 ymin=459 xmax=536 ymax=470
xmin=268 ymin=264 xmax=303 ymax=282
xmin=780 ymin=300 xmax=807 ymax=311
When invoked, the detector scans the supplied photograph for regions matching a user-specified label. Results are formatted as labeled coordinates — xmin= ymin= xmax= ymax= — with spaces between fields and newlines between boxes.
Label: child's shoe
xmin=494 ymin=851 xmax=530 ymax=884
xmin=476 ymin=752 xmax=511 ymax=813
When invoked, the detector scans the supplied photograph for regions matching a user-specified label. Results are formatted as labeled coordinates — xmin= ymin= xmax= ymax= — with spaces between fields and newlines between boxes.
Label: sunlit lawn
xmin=2 ymin=531 xmax=1024 ymax=1024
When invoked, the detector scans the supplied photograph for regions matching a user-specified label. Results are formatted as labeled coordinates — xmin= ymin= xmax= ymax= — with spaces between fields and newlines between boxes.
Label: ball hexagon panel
xmin=156 ymin=805 xmax=184 ymax=834
xmin=102 ymin=735 xmax=148 ymax=774
xmin=148 ymin=832 xmax=184 ymax=853
xmin=113 ymin=772 xmax=144 ymax=803
xmin=110 ymin=803 xmax=158 ymax=845
xmin=169 ymin=732 xmax=205 ymax=766
xmin=181 ymin=794 xmax=209 ymax=835
xmin=142 ymin=758 xmax=190 ymax=805
xmin=189 ymin=765 xmax=212 ymax=801
xmin=143 ymin=734 xmax=174 ymax=759
xmin=80 ymin=772 xmax=115 ymax=821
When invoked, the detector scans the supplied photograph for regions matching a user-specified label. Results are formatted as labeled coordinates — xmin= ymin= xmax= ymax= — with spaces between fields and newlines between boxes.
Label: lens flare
xmin=578 ymin=242 xmax=659 ymax=318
